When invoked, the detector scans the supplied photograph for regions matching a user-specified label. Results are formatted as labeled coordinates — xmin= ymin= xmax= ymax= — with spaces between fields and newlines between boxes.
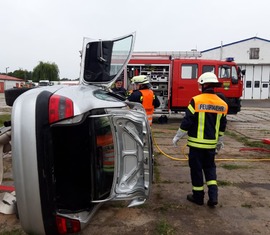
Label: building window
xmin=246 ymin=81 xmax=251 ymax=88
xmin=249 ymin=48 xmax=259 ymax=59
xmin=254 ymin=81 xmax=260 ymax=88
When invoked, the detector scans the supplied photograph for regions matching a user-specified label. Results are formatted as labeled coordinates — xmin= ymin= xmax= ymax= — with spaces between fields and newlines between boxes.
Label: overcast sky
xmin=1 ymin=0 xmax=270 ymax=79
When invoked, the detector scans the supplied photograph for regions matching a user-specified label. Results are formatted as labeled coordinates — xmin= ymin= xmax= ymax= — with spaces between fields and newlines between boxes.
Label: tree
xmin=32 ymin=61 xmax=60 ymax=82
xmin=11 ymin=69 xmax=32 ymax=81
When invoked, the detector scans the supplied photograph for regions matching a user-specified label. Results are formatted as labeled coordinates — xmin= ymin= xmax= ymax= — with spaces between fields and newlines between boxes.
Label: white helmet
xmin=198 ymin=72 xmax=220 ymax=85
xmin=131 ymin=75 xmax=149 ymax=84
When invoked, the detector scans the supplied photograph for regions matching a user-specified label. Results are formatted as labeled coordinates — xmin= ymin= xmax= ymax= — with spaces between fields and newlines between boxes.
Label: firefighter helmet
xmin=198 ymin=72 xmax=220 ymax=85
xmin=131 ymin=75 xmax=149 ymax=84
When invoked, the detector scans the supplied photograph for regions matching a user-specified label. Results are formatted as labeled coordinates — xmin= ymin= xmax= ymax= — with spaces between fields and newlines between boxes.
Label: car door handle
xmin=178 ymin=86 xmax=184 ymax=89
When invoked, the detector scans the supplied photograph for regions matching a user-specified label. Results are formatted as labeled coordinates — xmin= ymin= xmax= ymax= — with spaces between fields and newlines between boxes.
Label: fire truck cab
xmin=125 ymin=52 xmax=244 ymax=115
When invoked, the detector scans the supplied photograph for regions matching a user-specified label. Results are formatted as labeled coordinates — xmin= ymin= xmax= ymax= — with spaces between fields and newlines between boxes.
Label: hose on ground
xmin=152 ymin=132 xmax=270 ymax=162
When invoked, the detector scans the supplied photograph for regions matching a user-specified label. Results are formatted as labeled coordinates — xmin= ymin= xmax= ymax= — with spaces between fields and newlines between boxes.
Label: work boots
xmin=207 ymin=200 xmax=218 ymax=208
xmin=208 ymin=185 xmax=218 ymax=208
xmin=186 ymin=194 xmax=204 ymax=206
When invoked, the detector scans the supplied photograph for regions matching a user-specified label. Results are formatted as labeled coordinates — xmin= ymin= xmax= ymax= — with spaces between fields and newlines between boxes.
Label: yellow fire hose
xmin=152 ymin=132 xmax=270 ymax=162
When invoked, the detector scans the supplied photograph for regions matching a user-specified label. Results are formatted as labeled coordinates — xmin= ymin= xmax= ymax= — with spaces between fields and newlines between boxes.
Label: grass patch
xmin=154 ymin=219 xmax=175 ymax=235
xmin=152 ymin=130 xmax=167 ymax=134
xmin=154 ymin=159 xmax=161 ymax=183
xmin=241 ymin=203 xmax=252 ymax=208
xmin=166 ymin=126 xmax=179 ymax=131
xmin=0 ymin=229 xmax=26 ymax=235
xmin=221 ymin=164 xmax=250 ymax=170
xmin=217 ymin=180 xmax=233 ymax=186
xmin=154 ymin=151 xmax=162 ymax=158
xmin=3 ymin=177 xmax=13 ymax=181
xmin=0 ymin=114 xmax=11 ymax=126
xmin=161 ymin=180 xmax=174 ymax=184
xmin=226 ymin=130 xmax=270 ymax=150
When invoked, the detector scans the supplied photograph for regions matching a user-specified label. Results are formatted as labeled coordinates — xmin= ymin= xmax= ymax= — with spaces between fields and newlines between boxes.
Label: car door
xmin=80 ymin=32 xmax=135 ymax=88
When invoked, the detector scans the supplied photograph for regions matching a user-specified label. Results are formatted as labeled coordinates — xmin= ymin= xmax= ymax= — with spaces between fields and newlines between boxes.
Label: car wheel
xmin=4 ymin=87 xmax=33 ymax=107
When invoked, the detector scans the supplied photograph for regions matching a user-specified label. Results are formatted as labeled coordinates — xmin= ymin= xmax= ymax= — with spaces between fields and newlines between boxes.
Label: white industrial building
xmin=201 ymin=36 xmax=270 ymax=99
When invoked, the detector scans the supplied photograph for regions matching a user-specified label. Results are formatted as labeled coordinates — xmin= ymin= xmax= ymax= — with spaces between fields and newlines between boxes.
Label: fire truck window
xmin=231 ymin=66 xmax=238 ymax=84
xmin=246 ymin=81 xmax=252 ymax=88
xmin=219 ymin=66 xmax=231 ymax=78
xmin=254 ymin=81 xmax=260 ymax=88
xmin=181 ymin=64 xmax=198 ymax=79
xmin=202 ymin=65 xmax=215 ymax=73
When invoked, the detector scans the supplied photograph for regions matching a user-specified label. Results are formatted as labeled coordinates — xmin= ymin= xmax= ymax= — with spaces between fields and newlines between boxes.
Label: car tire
xmin=4 ymin=87 xmax=33 ymax=107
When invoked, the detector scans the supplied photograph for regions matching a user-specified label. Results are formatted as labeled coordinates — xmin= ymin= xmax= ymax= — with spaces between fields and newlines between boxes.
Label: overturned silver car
xmin=11 ymin=33 xmax=153 ymax=234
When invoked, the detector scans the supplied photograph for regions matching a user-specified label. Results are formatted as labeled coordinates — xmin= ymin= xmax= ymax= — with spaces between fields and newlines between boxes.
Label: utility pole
xmin=5 ymin=67 xmax=9 ymax=75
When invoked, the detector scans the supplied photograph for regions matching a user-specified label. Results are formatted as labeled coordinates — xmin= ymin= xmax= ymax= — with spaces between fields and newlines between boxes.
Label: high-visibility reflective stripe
xmin=102 ymin=145 xmax=114 ymax=172
xmin=192 ymin=186 xmax=204 ymax=191
xmin=215 ymin=114 xmax=222 ymax=140
xmin=147 ymin=114 xmax=153 ymax=125
xmin=188 ymin=136 xmax=217 ymax=144
xmin=197 ymin=112 xmax=205 ymax=139
xmin=188 ymin=104 xmax=195 ymax=114
xmin=180 ymin=127 xmax=188 ymax=133
xmin=207 ymin=180 xmax=217 ymax=186
xmin=97 ymin=134 xmax=115 ymax=172
xmin=187 ymin=141 xmax=216 ymax=149
xmin=219 ymin=131 xmax=225 ymax=136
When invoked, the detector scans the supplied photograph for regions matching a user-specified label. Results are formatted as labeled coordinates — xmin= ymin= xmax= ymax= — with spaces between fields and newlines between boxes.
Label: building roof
xmin=0 ymin=74 xmax=23 ymax=81
xmin=201 ymin=36 xmax=270 ymax=53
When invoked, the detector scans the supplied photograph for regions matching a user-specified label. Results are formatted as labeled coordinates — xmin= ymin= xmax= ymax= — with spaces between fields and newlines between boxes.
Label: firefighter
xmin=96 ymin=117 xmax=114 ymax=173
xmin=95 ymin=116 xmax=115 ymax=198
xmin=111 ymin=77 xmax=127 ymax=98
xmin=128 ymin=75 xmax=160 ymax=125
xmin=172 ymin=72 xmax=228 ymax=207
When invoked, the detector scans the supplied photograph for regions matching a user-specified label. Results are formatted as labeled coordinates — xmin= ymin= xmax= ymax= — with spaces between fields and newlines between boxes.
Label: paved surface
xmin=0 ymin=93 xmax=11 ymax=115
xmin=241 ymin=99 xmax=270 ymax=108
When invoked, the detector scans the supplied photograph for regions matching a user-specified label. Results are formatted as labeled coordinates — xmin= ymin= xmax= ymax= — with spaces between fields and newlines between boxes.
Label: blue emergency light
xmin=226 ymin=57 xmax=234 ymax=62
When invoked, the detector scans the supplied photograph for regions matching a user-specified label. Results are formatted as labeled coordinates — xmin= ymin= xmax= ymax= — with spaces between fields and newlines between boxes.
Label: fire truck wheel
xmin=4 ymin=87 xmax=34 ymax=107
xmin=158 ymin=115 xmax=168 ymax=124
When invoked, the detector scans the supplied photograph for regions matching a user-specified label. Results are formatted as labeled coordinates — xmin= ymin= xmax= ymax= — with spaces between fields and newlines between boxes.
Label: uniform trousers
xmin=188 ymin=147 xmax=218 ymax=202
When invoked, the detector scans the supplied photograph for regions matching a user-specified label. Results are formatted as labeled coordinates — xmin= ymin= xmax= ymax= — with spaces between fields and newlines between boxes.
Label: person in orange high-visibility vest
xmin=96 ymin=117 xmax=115 ymax=173
xmin=172 ymin=72 xmax=228 ymax=208
xmin=95 ymin=117 xmax=115 ymax=198
xmin=127 ymin=75 xmax=160 ymax=125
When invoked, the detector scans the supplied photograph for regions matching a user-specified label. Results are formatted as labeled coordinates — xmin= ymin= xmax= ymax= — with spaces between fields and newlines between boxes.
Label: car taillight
xmin=49 ymin=94 xmax=74 ymax=124
xmin=56 ymin=215 xmax=81 ymax=234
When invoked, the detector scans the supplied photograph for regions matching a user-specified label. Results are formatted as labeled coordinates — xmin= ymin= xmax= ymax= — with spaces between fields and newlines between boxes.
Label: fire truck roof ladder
xmin=132 ymin=51 xmax=202 ymax=59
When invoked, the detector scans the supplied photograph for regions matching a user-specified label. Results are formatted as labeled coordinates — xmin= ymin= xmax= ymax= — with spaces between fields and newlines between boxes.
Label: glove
xmin=216 ymin=136 xmax=224 ymax=152
xmin=172 ymin=129 xmax=187 ymax=147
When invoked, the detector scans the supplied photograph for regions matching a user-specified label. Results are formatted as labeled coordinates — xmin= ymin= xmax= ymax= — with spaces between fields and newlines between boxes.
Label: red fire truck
xmin=125 ymin=51 xmax=245 ymax=115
